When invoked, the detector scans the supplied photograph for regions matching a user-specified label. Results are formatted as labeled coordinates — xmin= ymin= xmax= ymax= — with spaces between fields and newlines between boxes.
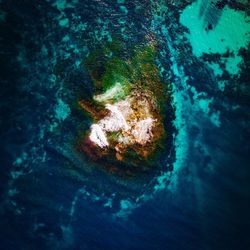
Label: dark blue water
xmin=0 ymin=1 xmax=249 ymax=249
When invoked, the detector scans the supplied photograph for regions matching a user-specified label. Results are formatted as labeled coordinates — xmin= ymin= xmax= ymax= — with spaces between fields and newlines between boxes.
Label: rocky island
xmin=78 ymin=40 xmax=170 ymax=175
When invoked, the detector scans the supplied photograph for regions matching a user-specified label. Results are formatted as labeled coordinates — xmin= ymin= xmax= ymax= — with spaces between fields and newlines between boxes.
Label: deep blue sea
xmin=0 ymin=0 xmax=250 ymax=249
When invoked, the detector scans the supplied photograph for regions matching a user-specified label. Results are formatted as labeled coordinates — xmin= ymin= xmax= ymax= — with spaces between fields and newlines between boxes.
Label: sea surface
xmin=0 ymin=0 xmax=250 ymax=249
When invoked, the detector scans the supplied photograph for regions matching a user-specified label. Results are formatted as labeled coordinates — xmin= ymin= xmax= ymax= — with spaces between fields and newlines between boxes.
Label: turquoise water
xmin=0 ymin=0 xmax=249 ymax=249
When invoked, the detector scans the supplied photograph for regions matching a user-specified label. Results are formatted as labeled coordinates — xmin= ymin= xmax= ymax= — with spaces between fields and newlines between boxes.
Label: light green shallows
xmin=55 ymin=98 xmax=71 ymax=121
xmin=180 ymin=0 xmax=250 ymax=75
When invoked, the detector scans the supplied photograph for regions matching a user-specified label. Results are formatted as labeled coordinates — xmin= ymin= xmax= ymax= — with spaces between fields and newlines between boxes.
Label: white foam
xmin=89 ymin=124 xmax=109 ymax=148
xmin=131 ymin=118 xmax=155 ymax=145
xmin=94 ymin=82 xmax=123 ymax=102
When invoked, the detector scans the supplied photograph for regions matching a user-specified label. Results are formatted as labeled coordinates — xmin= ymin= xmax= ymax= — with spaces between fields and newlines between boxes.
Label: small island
xmin=78 ymin=39 xmax=170 ymax=175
